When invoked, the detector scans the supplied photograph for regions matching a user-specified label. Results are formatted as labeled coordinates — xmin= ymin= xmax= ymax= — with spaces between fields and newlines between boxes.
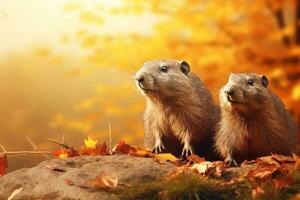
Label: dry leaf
xmin=52 ymin=149 xmax=79 ymax=159
xmin=0 ymin=153 xmax=8 ymax=176
xmin=190 ymin=161 xmax=214 ymax=175
xmin=272 ymin=176 xmax=294 ymax=189
xmin=186 ymin=154 xmax=205 ymax=164
xmin=129 ymin=149 xmax=153 ymax=158
xmin=113 ymin=140 xmax=137 ymax=154
xmin=271 ymin=154 xmax=295 ymax=163
xmin=153 ymin=153 xmax=178 ymax=163
xmin=258 ymin=156 xmax=280 ymax=167
xmin=88 ymin=174 xmax=118 ymax=189
xmin=247 ymin=165 xmax=278 ymax=181
xmin=80 ymin=142 xmax=108 ymax=156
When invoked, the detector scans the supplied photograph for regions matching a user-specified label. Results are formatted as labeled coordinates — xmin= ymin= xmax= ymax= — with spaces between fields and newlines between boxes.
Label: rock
xmin=0 ymin=155 xmax=175 ymax=200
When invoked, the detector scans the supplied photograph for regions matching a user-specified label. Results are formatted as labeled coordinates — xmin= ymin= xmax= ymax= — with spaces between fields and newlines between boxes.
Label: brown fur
xmin=135 ymin=60 xmax=219 ymax=159
xmin=215 ymin=73 xmax=297 ymax=164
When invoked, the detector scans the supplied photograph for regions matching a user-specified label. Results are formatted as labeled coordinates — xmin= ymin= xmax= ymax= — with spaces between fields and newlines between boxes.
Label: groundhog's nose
xmin=136 ymin=76 xmax=144 ymax=83
xmin=225 ymin=89 xmax=235 ymax=97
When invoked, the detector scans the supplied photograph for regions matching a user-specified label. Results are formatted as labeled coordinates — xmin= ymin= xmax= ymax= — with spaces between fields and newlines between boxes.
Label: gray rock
xmin=0 ymin=155 xmax=175 ymax=200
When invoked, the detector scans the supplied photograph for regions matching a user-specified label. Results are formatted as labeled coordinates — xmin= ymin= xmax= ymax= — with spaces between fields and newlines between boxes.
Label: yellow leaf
xmin=84 ymin=136 xmax=98 ymax=149
xmin=153 ymin=153 xmax=178 ymax=162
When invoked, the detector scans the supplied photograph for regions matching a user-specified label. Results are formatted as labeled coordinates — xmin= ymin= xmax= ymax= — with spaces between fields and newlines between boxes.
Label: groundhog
xmin=135 ymin=59 xmax=219 ymax=158
xmin=215 ymin=73 xmax=297 ymax=165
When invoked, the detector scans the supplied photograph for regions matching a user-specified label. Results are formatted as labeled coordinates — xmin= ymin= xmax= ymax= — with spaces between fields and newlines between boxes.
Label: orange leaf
xmin=258 ymin=156 xmax=280 ymax=167
xmin=153 ymin=153 xmax=178 ymax=163
xmin=129 ymin=149 xmax=153 ymax=158
xmin=247 ymin=165 xmax=278 ymax=181
xmin=271 ymin=154 xmax=295 ymax=164
xmin=52 ymin=149 xmax=79 ymax=159
xmin=187 ymin=154 xmax=205 ymax=164
xmin=0 ymin=153 xmax=8 ymax=176
xmin=272 ymin=176 xmax=294 ymax=189
xmin=80 ymin=142 xmax=108 ymax=156
xmin=113 ymin=140 xmax=137 ymax=154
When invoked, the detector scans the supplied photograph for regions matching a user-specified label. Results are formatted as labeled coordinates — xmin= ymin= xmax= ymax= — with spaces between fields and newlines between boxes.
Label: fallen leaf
xmin=186 ymin=154 xmax=205 ymax=164
xmin=258 ymin=156 xmax=280 ymax=167
xmin=113 ymin=140 xmax=136 ymax=154
xmin=272 ymin=176 xmax=294 ymax=189
xmin=0 ymin=153 xmax=8 ymax=176
xmin=247 ymin=164 xmax=278 ymax=181
xmin=190 ymin=161 xmax=214 ymax=175
xmin=153 ymin=153 xmax=178 ymax=162
xmin=271 ymin=154 xmax=295 ymax=163
xmin=80 ymin=142 xmax=108 ymax=156
xmin=52 ymin=149 xmax=79 ymax=159
xmin=129 ymin=149 xmax=153 ymax=158
xmin=84 ymin=135 xmax=98 ymax=149
xmin=88 ymin=174 xmax=118 ymax=189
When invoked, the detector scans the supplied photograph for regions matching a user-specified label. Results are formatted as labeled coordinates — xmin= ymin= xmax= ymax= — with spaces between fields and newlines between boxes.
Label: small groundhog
xmin=135 ymin=59 xmax=219 ymax=158
xmin=215 ymin=73 xmax=297 ymax=165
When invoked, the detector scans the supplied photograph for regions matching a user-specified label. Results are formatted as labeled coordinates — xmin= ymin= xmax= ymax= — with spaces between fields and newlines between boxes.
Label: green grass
xmin=117 ymin=169 xmax=300 ymax=200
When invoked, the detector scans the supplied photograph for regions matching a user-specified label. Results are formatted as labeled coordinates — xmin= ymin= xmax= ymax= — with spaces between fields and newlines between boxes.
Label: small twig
xmin=3 ymin=151 xmax=52 ymax=155
xmin=44 ymin=136 xmax=79 ymax=157
xmin=44 ymin=136 xmax=75 ymax=151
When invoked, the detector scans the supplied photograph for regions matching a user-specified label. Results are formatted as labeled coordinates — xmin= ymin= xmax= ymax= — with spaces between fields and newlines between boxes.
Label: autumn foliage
xmin=50 ymin=0 xmax=300 ymax=146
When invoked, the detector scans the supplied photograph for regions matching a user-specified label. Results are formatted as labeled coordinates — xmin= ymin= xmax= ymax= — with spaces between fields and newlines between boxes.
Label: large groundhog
xmin=215 ymin=73 xmax=297 ymax=165
xmin=135 ymin=59 xmax=219 ymax=158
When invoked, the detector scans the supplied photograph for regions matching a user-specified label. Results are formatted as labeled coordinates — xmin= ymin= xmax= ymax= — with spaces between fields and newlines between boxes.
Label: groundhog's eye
xmin=160 ymin=66 xmax=168 ymax=73
xmin=247 ymin=79 xmax=254 ymax=86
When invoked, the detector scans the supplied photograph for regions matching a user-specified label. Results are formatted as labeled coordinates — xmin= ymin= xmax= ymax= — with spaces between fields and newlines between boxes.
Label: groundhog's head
xmin=134 ymin=60 xmax=191 ymax=98
xmin=220 ymin=73 xmax=270 ymax=113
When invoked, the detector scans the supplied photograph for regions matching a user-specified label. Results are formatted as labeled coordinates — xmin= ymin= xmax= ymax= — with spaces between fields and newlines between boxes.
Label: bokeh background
xmin=0 ymin=0 xmax=299 ymax=171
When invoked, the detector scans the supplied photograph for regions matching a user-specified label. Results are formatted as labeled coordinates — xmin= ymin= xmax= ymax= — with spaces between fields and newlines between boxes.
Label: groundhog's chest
xmin=150 ymin=106 xmax=188 ymax=136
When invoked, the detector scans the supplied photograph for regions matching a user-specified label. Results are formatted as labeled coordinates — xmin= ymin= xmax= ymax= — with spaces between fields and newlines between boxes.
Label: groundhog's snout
xmin=135 ymin=74 xmax=144 ymax=84
xmin=224 ymin=88 xmax=235 ymax=102
xmin=135 ymin=70 xmax=154 ymax=92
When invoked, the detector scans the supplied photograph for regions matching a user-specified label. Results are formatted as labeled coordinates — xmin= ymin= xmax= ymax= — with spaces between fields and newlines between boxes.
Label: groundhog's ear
xmin=260 ymin=75 xmax=268 ymax=88
xmin=180 ymin=61 xmax=190 ymax=75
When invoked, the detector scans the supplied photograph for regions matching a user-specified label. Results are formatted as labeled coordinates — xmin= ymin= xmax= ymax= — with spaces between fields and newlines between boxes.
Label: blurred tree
xmin=58 ymin=0 xmax=299 ymax=144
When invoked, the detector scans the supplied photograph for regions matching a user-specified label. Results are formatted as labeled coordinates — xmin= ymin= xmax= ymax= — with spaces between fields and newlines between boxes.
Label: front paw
xmin=181 ymin=143 xmax=194 ymax=158
xmin=225 ymin=156 xmax=238 ymax=167
xmin=152 ymin=139 xmax=165 ymax=154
